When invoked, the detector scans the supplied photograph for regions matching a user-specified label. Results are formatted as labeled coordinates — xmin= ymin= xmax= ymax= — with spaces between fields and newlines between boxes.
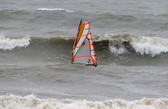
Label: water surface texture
xmin=0 ymin=0 xmax=168 ymax=109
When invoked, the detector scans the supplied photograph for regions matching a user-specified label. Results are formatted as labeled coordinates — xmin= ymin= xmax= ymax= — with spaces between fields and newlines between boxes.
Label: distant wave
xmin=0 ymin=35 xmax=30 ymax=50
xmin=0 ymin=95 xmax=167 ymax=109
xmin=37 ymin=8 xmax=74 ymax=13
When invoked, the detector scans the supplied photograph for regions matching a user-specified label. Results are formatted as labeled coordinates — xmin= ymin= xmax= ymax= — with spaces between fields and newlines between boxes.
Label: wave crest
xmin=0 ymin=95 xmax=168 ymax=109
xmin=0 ymin=35 xmax=31 ymax=50
xmin=130 ymin=36 xmax=168 ymax=56
xmin=37 ymin=8 xmax=74 ymax=13
xmin=1 ymin=34 xmax=168 ymax=56
xmin=104 ymin=34 xmax=168 ymax=56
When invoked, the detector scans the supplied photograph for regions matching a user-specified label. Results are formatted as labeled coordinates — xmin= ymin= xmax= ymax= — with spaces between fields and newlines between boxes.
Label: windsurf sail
xmin=72 ymin=19 xmax=97 ymax=67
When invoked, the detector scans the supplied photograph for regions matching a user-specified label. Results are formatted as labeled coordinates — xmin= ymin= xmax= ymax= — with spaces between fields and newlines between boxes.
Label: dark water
xmin=0 ymin=0 xmax=168 ymax=109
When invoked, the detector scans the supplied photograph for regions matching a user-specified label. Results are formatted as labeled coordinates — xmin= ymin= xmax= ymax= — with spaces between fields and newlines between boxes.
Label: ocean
xmin=0 ymin=0 xmax=168 ymax=109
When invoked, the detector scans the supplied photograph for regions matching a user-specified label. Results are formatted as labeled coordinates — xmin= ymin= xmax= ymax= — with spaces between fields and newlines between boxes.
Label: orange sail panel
xmin=72 ymin=20 xmax=97 ymax=67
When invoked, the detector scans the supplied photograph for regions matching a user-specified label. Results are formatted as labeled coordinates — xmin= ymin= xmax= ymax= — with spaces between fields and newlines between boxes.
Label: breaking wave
xmin=37 ymin=8 xmax=74 ymax=13
xmin=101 ymin=34 xmax=168 ymax=57
xmin=1 ymin=34 xmax=168 ymax=57
xmin=0 ymin=35 xmax=30 ymax=50
xmin=0 ymin=95 xmax=168 ymax=109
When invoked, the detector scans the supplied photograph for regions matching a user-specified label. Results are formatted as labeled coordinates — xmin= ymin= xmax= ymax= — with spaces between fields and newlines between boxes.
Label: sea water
xmin=0 ymin=0 xmax=168 ymax=109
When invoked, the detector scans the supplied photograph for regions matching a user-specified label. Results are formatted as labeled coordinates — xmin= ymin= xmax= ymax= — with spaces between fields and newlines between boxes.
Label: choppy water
xmin=0 ymin=0 xmax=168 ymax=109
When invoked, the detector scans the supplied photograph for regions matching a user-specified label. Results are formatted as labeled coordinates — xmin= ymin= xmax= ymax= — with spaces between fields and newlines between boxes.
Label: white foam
xmin=130 ymin=36 xmax=168 ymax=57
xmin=0 ymin=35 xmax=31 ymax=50
xmin=107 ymin=34 xmax=128 ymax=55
xmin=109 ymin=46 xmax=126 ymax=55
xmin=0 ymin=95 xmax=168 ymax=109
xmin=107 ymin=34 xmax=168 ymax=56
xmin=37 ymin=8 xmax=73 ymax=13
